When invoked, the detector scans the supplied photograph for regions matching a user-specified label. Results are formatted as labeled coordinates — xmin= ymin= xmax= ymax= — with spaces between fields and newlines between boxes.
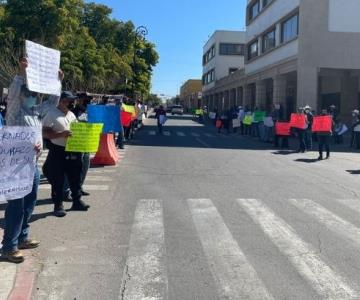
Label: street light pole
xmin=132 ymin=25 xmax=148 ymax=100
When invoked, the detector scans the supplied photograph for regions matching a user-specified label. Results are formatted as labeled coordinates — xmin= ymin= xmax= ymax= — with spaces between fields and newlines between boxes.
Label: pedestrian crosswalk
xmin=121 ymin=198 xmax=360 ymax=299
xmin=37 ymin=148 xmax=126 ymax=193
xmin=146 ymin=130 xmax=217 ymax=138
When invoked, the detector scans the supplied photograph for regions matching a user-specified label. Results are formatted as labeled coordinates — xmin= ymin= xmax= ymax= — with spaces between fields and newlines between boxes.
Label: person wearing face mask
xmin=1 ymin=57 xmax=63 ymax=263
xmin=42 ymin=92 xmax=90 ymax=217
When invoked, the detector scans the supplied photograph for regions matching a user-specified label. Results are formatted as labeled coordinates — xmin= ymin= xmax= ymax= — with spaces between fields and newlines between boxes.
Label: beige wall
xmin=297 ymin=0 xmax=360 ymax=109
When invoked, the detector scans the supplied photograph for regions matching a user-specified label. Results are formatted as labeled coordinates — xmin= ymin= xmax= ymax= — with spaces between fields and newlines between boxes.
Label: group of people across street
xmin=210 ymin=102 xmax=359 ymax=160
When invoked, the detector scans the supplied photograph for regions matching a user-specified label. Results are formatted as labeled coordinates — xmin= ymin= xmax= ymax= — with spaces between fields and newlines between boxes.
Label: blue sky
xmin=92 ymin=0 xmax=247 ymax=97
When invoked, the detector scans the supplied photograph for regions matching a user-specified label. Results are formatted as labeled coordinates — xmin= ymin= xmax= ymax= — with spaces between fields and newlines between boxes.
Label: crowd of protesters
xmin=0 ymin=58 xmax=147 ymax=263
xmin=210 ymin=102 xmax=360 ymax=160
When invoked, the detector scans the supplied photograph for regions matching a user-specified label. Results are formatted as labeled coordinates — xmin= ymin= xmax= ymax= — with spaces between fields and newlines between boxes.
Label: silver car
xmin=171 ymin=105 xmax=184 ymax=115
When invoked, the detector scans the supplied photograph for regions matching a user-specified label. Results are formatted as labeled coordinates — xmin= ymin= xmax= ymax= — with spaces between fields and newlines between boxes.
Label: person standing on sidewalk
xmin=42 ymin=92 xmax=90 ymax=217
xmin=1 ymin=58 xmax=62 ymax=263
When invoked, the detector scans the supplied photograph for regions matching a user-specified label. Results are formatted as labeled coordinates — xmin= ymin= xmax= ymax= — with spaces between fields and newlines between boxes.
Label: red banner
xmin=312 ymin=116 xmax=332 ymax=132
xmin=121 ymin=111 xmax=132 ymax=127
xmin=290 ymin=113 xmax=306 ymax=129
xmin=216 ymin=120 xmax=222 ymax=128
xmin=275 ymin=122 xmax=291 ymax=136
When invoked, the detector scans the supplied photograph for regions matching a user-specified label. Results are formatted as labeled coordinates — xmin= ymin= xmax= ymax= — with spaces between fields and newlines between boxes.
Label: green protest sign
xmin=254 ymin=111 xmax=266 ymax=122
xmin=65 ymin=123 xmax=103 ymax=153
xmin=243 ymin=115 xmax=253 ymax=125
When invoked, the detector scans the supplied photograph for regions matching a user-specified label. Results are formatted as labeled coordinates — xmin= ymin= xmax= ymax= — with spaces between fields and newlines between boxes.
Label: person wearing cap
xmin=62 ymin=93 xmax=92 ymax=201
xmin=304 ymin=105 xmax=313 ymax=150
xmin=42 ymin=91 xmax=90 ymax=217
xmin=1 ymin=57 xmax=62 ymax=263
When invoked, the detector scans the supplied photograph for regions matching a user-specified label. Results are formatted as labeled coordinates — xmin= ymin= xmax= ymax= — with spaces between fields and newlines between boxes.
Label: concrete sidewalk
xmin=0 ymin=227 xmax=38 ymax=300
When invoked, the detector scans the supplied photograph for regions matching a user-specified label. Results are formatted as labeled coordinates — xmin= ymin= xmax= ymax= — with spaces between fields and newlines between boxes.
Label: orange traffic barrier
xmin=91 ymin=133 xmax=119 ymax=166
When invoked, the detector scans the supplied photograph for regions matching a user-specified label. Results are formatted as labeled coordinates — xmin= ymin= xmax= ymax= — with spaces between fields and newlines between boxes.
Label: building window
xmin=203 ymin=69 xmax=215 ymax=85
xmin=203 ymin=44 xmax=216 ymax=66
xmin=281 ymin=14 xmax=299 ymax=43
xmin=262 ymin=28 xmax=276 ymax=53
xmin=229 ymin=68 xmax=238 ymax=74
xmin=262 ymin=0 xmax=272 ymax=8
xmin=249 ymin=1 xmax=260 ymax=21
xmin=219 ymin=43 xmax=245 ymax=55
xmin=248 ymin=40 xmax=258 ymax=60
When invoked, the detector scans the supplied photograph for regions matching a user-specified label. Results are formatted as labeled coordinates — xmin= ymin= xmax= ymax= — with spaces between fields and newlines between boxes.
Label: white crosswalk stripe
xmin=112 ymin=197 xmax=360 ymax=299
xmin=120 ymin=199 xmax=167 ymax=300
xmin=188 ymin=199 xmax=273 ymax=299
xmin=204 ymin=133 xmax=215 ymax=138
xmin=39 ymin=184 xmax=109 ymax=191
xmin=163 ymin=131 xmax=171 ymax=136
xmin=237 ymin=198 xmax=358 ymax=299
xmin=176 ymin=131 xmax=186 ymax=137
xmin=289 ymin=198 xmax=360 ymax=247
xmin=148 ymin=130 xmax=156 ymax=135
xmin=191 ymin=132 xmax=200 ymax=137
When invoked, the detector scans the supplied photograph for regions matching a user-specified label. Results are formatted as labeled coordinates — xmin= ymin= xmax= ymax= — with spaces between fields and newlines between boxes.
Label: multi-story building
xmin=179 ymin=79 xmax=202 ymax=110
xmin=203 ymin=0 xmax=360 ymax=120
xmin=202 ymin=31 xmax=246 ymax=100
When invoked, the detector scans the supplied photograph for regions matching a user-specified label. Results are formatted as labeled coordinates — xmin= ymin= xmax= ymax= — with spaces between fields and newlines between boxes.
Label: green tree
xmin=0 ymin=0 xmax=159 ymax=97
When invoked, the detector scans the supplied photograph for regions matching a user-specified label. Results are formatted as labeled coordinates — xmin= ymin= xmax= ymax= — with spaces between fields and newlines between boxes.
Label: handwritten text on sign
xmin=65 ymin=123 xmax=103 ymax=153
xmin=25 ymin=40 xmax=61 ymax=96
xmin=312 ymin=116 xmax=332 ymax=132
xmin=0 ymin=126 xmax=41 ymax=203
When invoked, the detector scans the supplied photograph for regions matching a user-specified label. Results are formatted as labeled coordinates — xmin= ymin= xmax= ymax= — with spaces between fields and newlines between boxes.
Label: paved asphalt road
xmin=2 ymin=113 xmax=360 ymax=299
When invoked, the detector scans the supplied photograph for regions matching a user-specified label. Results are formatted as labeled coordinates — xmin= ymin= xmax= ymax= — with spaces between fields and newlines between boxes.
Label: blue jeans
xmin=2 ymin=167 xmax=40 ymax=252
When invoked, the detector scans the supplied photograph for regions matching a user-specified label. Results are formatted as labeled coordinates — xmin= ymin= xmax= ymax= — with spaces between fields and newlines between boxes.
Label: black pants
xmin=297 ymin=129 xmax=306 ymax=152
xmin=318 ymin=135 xmax=330 ymax=158
xmin=43 ymin=143 xmax=83 ymax=206
xmin=274 ymin=135 xmax=289 ymax=148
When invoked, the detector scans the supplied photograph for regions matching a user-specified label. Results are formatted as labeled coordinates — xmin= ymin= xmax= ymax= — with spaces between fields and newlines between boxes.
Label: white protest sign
xmin=338 ymin=124 xmax=348 ymax=135
xmin=0 ymin=126 xmax=41 ymax=203
xmin=209 ymin=112 xmax=216 ymax=120
xmin=263 ymin=117 xmax=274 ymax=127
xmin=25 ymin=40 xmax=61 ymax=96
xmin=232 ymin=118 xmax=241 ymax=128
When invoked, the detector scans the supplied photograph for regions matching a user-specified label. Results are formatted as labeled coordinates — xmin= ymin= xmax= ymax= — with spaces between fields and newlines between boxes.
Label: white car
xmin=171 ymin=105 xmax=184 ymax=115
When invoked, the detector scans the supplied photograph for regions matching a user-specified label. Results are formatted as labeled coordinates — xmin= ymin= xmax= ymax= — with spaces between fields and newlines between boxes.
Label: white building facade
xmin=202 ymin=31 xmax=246 ymax=93
xmin=203 ymin=0 xmax=360 ymax=121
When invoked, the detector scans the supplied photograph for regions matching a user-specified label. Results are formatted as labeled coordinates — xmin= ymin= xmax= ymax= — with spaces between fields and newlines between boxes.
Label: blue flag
xmin=87 ymin=105 xmax=121 ymax=133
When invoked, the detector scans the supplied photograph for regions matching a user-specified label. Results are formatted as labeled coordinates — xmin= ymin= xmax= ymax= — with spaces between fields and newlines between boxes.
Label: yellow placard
xmin=195 ymin=109 xmax=204 ymax=115
xmin=122 ymin=104 xmax=136 ymax=117
xmin=65 ymin=123 xmax=103 ymax=153
xmin=243 ymin=115 xmax=253 ymax=125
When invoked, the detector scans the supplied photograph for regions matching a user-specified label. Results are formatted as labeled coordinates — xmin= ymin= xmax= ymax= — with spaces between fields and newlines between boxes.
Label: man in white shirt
xmin=42 ymin=91 xmax=90 ymax=217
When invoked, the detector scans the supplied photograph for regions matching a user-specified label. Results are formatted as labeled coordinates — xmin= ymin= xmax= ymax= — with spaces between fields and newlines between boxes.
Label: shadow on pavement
xmin=295 ymin=158 xmax=320 ymax=163
xmin=346 ymin=170 xmax=360 ymax=175
xmin=272 ymin=150 xmax=297 ymax=155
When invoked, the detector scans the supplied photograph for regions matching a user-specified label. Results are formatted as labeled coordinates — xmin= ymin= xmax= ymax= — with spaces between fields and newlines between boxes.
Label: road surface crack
xmin=120 ymin=264 xmax=131 ymax=300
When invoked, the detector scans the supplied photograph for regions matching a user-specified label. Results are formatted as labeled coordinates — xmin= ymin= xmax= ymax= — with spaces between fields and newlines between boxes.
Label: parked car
xmin=171 ymin=105 xmax=184 ymax=115
xmin=166 ymin=106 xmax=173 ymax=113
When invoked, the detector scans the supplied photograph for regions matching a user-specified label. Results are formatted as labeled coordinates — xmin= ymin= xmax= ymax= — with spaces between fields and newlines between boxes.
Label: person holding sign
xmin=1 ymin=58 xmax=63 ymax=263
xmin=316 ymin=109 xmax=333 ymax=160
xmin=155 ymin=105 xmax=167 ymax=134
xmin=43 ymin=92 xmax=90 ymax=217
